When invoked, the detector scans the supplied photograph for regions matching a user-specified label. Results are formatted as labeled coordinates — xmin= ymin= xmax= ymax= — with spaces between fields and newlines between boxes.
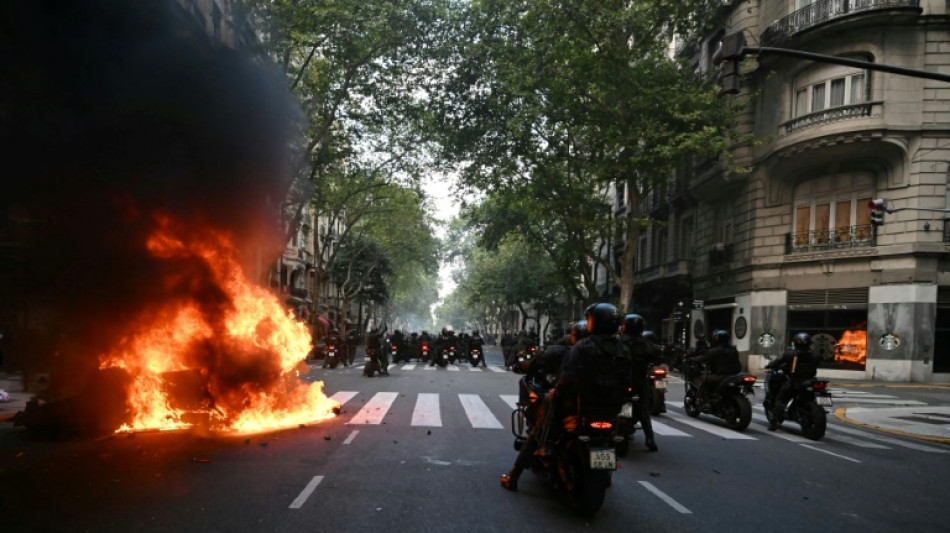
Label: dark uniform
xmin=689 ymin=331 xmax=741 ymax=396
xmin=766 ymin=333 xmax=819 ymax=430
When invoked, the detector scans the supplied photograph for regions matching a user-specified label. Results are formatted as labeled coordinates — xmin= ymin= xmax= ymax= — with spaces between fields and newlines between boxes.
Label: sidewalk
xmin=827 ymin=379 xmax=950 ymax=445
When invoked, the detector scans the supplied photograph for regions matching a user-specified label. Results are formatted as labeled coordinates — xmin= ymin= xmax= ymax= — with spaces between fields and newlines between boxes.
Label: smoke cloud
xmin=0 ymin=0 xmax=304 ymax=424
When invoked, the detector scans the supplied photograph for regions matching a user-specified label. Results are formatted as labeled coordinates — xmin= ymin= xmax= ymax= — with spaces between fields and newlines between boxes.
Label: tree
xmin=431 ymin=0 xmax=739 ymax=312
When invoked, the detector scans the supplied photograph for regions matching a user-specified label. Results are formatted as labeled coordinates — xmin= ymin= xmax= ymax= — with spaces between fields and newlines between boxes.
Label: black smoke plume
xmin=0 ymin=0 xmax=303 ymax=431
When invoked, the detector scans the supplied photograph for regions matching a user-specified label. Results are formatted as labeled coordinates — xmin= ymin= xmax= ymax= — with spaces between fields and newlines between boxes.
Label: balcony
xmin=783 ymin=102 xmax=879 ymax=134
xmin=785 ymin=225 xmax=875 ymax=254
xmin=762 ymin=0 xmax=921 ymax=47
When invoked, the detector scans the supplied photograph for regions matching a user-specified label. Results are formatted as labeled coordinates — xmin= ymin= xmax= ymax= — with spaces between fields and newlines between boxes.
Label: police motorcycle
xmin=469 ymin=345 xmax=483 ymax=367
xmin=419 ymin=340 xmax=431 ymax=362
xmin=763 ymin=369 xmax=832 ymax=440
xmin=435 ymin=343 xmax=452 ymax=368
xmin=510 ymin=367 xmax=620 ymax=517
xmin=510 ymin=345 xmax=537 ymax=374
xmin=613 ymin=364 xmax=667 ymax=456
xmin=363 ymin=346 xmax=389 ymax=377
xmin=649 ymin=365 xmax=668 ymax=416
xmin=322 ymin=340 xmax=344 ymax=369
xmin=683 ymin=360 xmax=756 ymax=431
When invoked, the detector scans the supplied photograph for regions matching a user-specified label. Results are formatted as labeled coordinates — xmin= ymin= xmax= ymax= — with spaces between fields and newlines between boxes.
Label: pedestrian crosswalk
xmin=325 ymin=390 xmax=949 ymax=455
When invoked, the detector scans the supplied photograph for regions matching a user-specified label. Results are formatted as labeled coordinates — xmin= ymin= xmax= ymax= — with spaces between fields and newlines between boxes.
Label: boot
xmin=645 ymin=437 xmax=658 ymax=452
xmin=500 ymin=471 xmax=519 ymax=492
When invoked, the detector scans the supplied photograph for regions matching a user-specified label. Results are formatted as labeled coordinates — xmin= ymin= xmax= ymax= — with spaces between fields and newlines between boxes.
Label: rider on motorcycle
xmin=323 ymin=328 xmax=346 ymax=367
xmin=619 ymin=314 xmax=659 ymax=452
xmin=539 ymin=305 xmax=632 ymax=462
xmin=470 ymin=330 xmax=486 ymax=367
xmin=500 ymin=320 xmax=586 ymax=491
xmin=766 ymin=332 xmax=819 ymax=431
xmin=367 ymin=326 xmax=389 ymax=376
xmin=688 ymin=330 xmax=741 ymax=401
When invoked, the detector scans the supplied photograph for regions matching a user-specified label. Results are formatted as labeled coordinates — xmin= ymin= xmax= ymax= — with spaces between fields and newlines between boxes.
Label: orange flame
xmin=99 ymin=213 xmax=338 ymax=433
xmin=835 ymin=326 xmax=867 ymax=366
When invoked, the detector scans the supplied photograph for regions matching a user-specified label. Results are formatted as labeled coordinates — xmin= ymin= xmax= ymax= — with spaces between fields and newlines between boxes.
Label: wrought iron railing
xmin=786 ymin=224 xmax=875 ymax=253
xmin=762 ymin=0 xmax=921 ymax=46
xmin=785 ymin=102 xmax=875 ymax=133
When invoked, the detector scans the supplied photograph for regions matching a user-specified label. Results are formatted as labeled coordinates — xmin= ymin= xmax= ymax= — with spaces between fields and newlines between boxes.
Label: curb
xmin=829 ymin=382 xmax=950 ymax=390
xmin=835 ymin=407 xmax=950 ymax=445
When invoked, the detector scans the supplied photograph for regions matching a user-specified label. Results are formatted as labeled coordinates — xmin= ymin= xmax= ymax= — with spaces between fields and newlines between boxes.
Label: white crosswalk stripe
xmin=459 ymin=393 xmax=504 ymax=428
xmin=347 ymin=392 xmax=398 ymax=425
xmin=662 ymin=406 xmax=757 ymax=440
xmin=412 ymin=393 xmax=442 ymax=427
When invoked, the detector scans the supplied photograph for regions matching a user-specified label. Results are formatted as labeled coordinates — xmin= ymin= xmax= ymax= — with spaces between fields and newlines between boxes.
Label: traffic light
xmin=869 ymin=198 xmax=888 ymax=226
xmin=712 ymin=32 xmax=746 ymax=97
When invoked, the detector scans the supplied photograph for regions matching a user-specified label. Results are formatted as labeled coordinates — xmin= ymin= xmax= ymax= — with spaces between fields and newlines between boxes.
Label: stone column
xmin=867 ymin=284 xmax=936 ymax=382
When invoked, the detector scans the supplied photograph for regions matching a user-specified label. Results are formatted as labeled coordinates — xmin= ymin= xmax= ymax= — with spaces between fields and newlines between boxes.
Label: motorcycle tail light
xmin=589 ymin=421 xmax=613 ymax=430
xmin=741 ymin=375 xmax=757 ymax=383
xmin=651 ymin=368 xmax=667 ymax=378
xmin=812 ymin=381 xmax=827 ymax=390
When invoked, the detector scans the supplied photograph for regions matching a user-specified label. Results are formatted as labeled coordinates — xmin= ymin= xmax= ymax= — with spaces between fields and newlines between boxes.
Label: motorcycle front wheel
xmin=723 ymin=395 xmax=752 ymax=431
xmin=799 ymin=402 xmax=827 ymax=440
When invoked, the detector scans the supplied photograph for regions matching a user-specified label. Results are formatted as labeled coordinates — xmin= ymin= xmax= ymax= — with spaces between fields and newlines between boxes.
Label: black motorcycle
xmin=363 ymin=348 xmax=388 ymax=377
xmin=435 ymin=347 xmax=451 ymax=368
xmin=322 ymin=342 xmax=343 ymax=369
xmin=763 ymin=369 xmax=832 ymax=440
xmin=469 ymin=346 xmax=483 ymax=367
xmin=649 ymin=365 xmax=668 ymax=417
xmin=682 ymin=361 xmax=756 ymax=431
xmin=510 ymin=379 xmax=620 ymax=517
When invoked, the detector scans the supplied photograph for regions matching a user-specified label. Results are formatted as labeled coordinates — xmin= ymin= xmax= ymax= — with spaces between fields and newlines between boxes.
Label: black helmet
xmin=642 ymin=330 xmax=659 ymax=344
xmin=622 ymin=314 xmax=645 ymax=337
xmin=792 ymin=332 xmax=811 ymax=350
xmin=711 ymin=330 xmax=730 ymax=346
xmin=571 ymin=320 xmax=589 ymax=345
xmin=585 ymin=303 xmax=621 ymax=335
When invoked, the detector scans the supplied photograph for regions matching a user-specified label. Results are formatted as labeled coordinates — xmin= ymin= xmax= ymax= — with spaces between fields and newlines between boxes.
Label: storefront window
xmin=788 ymin=309 xmax=867 ymax=370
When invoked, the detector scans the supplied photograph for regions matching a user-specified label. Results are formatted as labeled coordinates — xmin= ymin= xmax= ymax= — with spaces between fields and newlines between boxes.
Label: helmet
xmin=792 ymin=332 xmax=811 ymax=350
xmin=622 ymin=314 xmax=645 ymax=337
xmin=711 ymin=330 xmax=730 ymax=346
xmin=571 ymin=320 xmax=589 ymax=345
xmin=585 ymin=303 xmax=621 ymax=335
xmin=642 ymin=330 xmax=659 ymax=344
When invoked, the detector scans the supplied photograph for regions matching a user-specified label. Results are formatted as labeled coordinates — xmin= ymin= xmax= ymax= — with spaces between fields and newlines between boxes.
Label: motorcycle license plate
xmin=817 ymin=395 xmax=833 ymax=407
xmin=654 ymin=379 xmax=667 ymax=391
xmin=619 ymin=402 xmax=634 ymax=418
xmin=590 ymin=448 xmax=616 ymax=470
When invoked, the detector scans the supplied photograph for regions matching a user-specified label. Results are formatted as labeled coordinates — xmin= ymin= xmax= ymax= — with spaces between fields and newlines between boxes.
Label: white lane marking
xmin=347 ymin=392 xmax=399 ymax=425
xmin=800 ymin=444 xmax=862 ymax=463
xmin=828 ymin=423 xmax=950 ymax=453
xmin=638 ymin=481 xmax=691 ymax=514
xmin=411 ymin=393 xmax=442 ymax=427
xmin=749 ymin=414 xmax=819 ymax=444
xmin=424 ymin=365 xmax=437 ymax=371
xmin=488 ymin=366 xmax=507 ymax=373
xmin=651 ymin=419 xmax=691 ymax=437
xmin=343 ymin=430 xmax=359 ymax=445
xmin=329 ymin=391 xmax=358 ymax=406
xmin=402 ymin=364 xmax=417 ymax=370
xmin=500 ymin=394 xmax=519 ymax=410
xmin=459 ymin=393 xmax=504 ymax=429
xmin=468 ymin=366 xmax=484 ymax=371
xmin=447 ymin=365 xmax=461 ymax=372
xmin=663 ymin=409 xmax=757 ymax=440
xmin=824 ymin=433 xmax=890 ymax=449
xmin=834 ymin=398 xmax=928 ymax=406
xmin=289 ymin=475 xmax=324 ymax=509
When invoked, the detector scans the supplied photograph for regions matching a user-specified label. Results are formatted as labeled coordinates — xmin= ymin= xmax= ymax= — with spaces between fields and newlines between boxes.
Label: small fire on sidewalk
xmin=97 ymin=213 xmax=338 ymax=434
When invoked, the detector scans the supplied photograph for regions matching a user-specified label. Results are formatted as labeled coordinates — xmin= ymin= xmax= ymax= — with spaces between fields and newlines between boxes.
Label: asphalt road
xmin=0 ymin=346 xmax=947 ymax=532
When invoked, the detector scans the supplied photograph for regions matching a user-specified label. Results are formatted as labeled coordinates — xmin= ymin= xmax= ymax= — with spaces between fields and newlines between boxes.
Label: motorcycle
xmin=469 ymin=346 xmax=483 ymax=367
xmin=511 ymin=346 xmax=537 ymax=373
xmin=763 ymin=369 xmax=832 ymax=440
xmin=510 ymin=375 xmax=620 ymax=517
xmin=435 ymin=347 xmax=451 ymax=368
xmin=649 ymin=365 xmax=668 ymax=416
xmin=389 ymin=342 xmax=400 ymax=363
xmin=363 ymin=348 xmax=388 ymax=377
xmin=322 ymin=343 xmax=343 ymax=369
xmin=419 ymin=341 xmax=431 ymax=362
xmin=682 ymin=361 xmax=756 ymax=431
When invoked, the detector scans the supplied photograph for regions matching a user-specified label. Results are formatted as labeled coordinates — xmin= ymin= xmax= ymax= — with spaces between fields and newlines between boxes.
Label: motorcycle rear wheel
xmin=651 ymin=389 xmax=665 ymax=416
xmin=723 ymin=395 xmax=752 ymax=431
xmin=799 ymin=402 xmax=827 ymax=440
